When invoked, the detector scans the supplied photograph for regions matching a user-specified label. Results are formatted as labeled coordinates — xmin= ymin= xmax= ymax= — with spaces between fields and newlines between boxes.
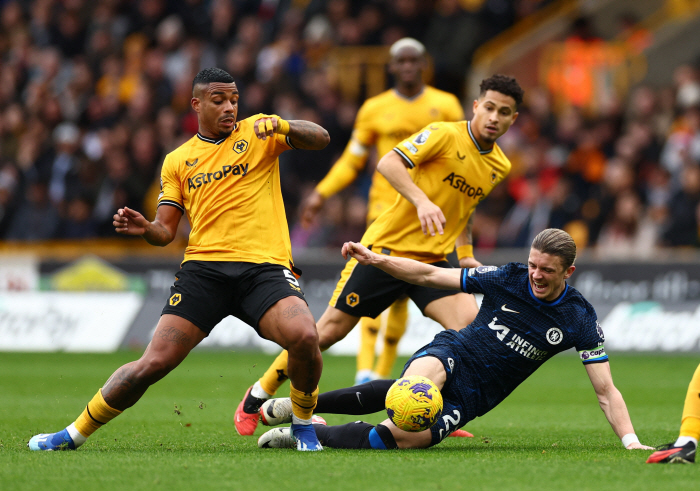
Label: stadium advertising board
xmin=0 ymin=292 xmax=142 ymax=352
xmin=571 ymin=264 xmax=700 ymax=351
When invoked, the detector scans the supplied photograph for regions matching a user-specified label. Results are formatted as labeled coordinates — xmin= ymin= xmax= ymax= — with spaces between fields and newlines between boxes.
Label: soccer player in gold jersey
xmin=239 ymin=74 xmax=524 ymax=434
xmin=300 ymin=38 xmax=464 ymax=390
xmin=647 ymin=365 xmax=700 ymax=463
xmin=28 ymin=67 xmax=330 ymax=452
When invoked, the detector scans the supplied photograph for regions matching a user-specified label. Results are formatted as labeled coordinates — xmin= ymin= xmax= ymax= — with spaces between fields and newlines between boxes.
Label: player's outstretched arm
xmin=585 ymin=362 xmax=653 ymax=450
xmin=342 ymin=241 xmax=461 ymax=290
xmin=376 ymin=151 xmax=445 ymax=236
xmin=254 ymin=116 xmax=330 ymax=150
xmin=113 ymin=205 xmax=182 ymax=247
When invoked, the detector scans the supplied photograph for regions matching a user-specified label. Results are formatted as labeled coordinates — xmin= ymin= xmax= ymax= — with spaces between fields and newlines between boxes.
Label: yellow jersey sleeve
xmin=392 ymin=123 xmax=453 ymax=169
xmin=157 ymin=152 xmax=185 ymax=213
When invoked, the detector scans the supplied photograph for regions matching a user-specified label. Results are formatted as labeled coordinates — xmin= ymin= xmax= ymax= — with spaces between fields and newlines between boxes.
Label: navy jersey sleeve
xmin=574 ymin=305 xmax=608 ymax=365
xmin=460 ymin=264 xmax=516 ymax=294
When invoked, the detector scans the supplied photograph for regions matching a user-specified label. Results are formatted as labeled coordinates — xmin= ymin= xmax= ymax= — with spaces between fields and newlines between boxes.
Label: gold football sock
xmin=679 ymin=364 xmax=700 ymax=440
xmin=357 ymin=316 xmax=382 ymax=372
xmin=290 ymin=384 xmax=319 ymax=421
xmin=73 ymin=389 xmax=123 ymax=438
xmin=259 ymin=350 xmax=289 ymax=396
xmin=374 ymin=298 xmax=409 ymax=378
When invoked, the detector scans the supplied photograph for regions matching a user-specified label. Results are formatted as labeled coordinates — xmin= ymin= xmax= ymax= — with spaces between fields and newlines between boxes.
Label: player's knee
xmin=288 ymin=323 xmax=319 ymax=354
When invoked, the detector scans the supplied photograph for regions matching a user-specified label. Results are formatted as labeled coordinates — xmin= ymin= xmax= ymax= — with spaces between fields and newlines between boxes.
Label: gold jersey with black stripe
xmin=158 ymin=114 xmax=296 ymax=267
xmin=323 ymin=86 xmax=464 ymax=223
xmin=361 ymin=121 xmax=511 ymax=262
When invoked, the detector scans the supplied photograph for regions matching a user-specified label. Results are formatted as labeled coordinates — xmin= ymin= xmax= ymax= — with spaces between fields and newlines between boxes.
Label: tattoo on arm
xmin=465 ymin=213 xmax=474 ymax=245
xmin=287 ymin=120 xmax=330 ymax=150
xmin=143 ymin=221 xmax=174 ymax=247
xmin=157 ymin=326 xmax=192 ymax=346
xmin=282 ymin=304 xmax=311 ymax=320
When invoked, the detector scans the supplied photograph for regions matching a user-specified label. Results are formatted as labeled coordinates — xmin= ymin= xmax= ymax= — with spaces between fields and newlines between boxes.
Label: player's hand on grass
xmin=626 ymin=442 xmax=654 ymax=450
xmin=459 ymin=256 xmax=482 ymax=268
xmin=254 ymin=116 xmax=279 ymax=141
xmin=416 ymin=200 xmax=446 ymax=236
xmin=300 ymin=191 xmax=325 ymax=229
xmin=114 ymin=207 xmax=149 ymax=235
xmin=342 ymin=241 xmax=374 ymax=264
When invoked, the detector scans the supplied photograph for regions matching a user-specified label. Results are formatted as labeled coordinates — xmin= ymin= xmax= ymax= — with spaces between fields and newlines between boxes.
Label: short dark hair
xmin=192 ymin=67 xmax=235 ymax=92
xmin=479 ymin=74 xmax=524 ymax=107
xmin=531 ymin=228 xmax=577 ymax=269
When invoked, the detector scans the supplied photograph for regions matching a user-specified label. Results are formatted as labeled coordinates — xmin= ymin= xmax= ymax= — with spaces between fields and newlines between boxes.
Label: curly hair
xmin=192 ymin=67 xmax=235 ymax=92
xmin=479 ymin=74 xmax=524 ymax=107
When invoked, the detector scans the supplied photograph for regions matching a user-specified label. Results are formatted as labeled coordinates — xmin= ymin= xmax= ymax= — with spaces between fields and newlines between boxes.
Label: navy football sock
xmin=313 ymin=422 xmax=398 ymax=449
xmin=315 ymin=379 xmax=395 ymax=415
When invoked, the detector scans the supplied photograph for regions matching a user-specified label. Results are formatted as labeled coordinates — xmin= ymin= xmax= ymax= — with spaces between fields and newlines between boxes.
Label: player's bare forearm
xmin=597 ymin=386 xmax=635 ymax=439
xmin=343 ymin=242 xmax=460 ymax=290
xmin=287 ymin=120 xmax=330 ymax=150
xmin=377 ymin=152 xmax=426 ymax=206
xmin=142 ymin=220 xmax=175 ymax=246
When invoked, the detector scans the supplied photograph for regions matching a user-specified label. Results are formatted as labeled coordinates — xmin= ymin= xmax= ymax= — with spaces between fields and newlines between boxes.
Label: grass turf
xmin=1 ymin=351 xmax=698 ymax=490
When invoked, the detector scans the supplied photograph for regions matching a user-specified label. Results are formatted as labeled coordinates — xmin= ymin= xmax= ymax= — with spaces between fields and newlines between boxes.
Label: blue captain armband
xmin=579 ymin=346 xmax=608 ymax=364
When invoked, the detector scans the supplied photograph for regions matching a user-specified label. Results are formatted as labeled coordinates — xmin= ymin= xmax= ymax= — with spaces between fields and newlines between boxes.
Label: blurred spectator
xmin=6 ymin=180 xmax=59 ymax=240
xmin=596 ymin=190 xmax=658 ymax=258
xmin=662 ymin=165 xmax=700 ymax=247
xmin=0 ymin=0 xmax=695 ymax=257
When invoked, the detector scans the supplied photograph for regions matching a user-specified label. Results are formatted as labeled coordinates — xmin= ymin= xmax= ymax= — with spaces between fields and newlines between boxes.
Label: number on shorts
xmin=284 ymin=269 xmax=300 ymax=287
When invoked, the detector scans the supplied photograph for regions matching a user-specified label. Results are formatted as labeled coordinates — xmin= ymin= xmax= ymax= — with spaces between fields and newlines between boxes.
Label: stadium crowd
xmin=0 ymin=0 xmax=698 ymax=255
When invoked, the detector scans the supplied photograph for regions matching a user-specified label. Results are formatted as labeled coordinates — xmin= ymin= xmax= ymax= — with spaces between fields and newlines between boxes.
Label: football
xmin=385 ymin=375 xmax=443 ymax=432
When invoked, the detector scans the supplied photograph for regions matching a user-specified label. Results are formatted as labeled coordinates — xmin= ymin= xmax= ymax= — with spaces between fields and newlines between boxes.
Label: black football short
xmin=329 ymin=253 xmax=460 ymax=319
xmin=161 ymin=261 xmax=307 ymax=334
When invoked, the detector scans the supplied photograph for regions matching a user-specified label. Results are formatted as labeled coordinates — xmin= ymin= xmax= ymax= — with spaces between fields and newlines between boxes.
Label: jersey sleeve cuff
xmin=392 ymin=148 xmax=415 ymax=168
xmin=285 ymin=135 xmax=297 ymax=150
xmin=157 ymin=200 xmax=185 ymax=213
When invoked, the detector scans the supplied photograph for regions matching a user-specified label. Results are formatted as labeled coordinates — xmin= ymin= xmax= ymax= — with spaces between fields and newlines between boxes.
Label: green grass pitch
xmin=1 ymin=351 xmax=698 ymax=490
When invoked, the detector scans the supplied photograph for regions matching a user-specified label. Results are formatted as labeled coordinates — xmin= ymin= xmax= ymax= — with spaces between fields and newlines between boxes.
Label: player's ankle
xmin=243 ymin=382 xmax=270 ymax=413
xmin=675 ymin=436 xmax=698 ymax=448
xmin=66 ymin=423 xmax=87 ymax=448
xmin=251 ymin=381 xmax=272 ymax=400
xmin=292 ymin=415 xmax=313 ymax=425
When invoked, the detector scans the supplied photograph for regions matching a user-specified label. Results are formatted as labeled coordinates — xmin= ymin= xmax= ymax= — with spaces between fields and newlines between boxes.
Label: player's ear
xmin=472 ymin=98 xmax=479 ymax=113
xmin=563 ymin=265 xmax=575 ymax=280
xmin=191 ymin=97 xmax=200 ymax=113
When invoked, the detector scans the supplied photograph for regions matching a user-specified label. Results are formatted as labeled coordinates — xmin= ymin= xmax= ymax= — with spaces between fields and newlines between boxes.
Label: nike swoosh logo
xmin=356 ymin=392 xmax=364 ymax=407
xmin=501 ymin=304 xmax=519 ymax=313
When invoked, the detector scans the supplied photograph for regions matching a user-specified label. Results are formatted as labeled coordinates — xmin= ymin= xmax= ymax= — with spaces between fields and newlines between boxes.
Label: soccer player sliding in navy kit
xmin=258 ymin=229 xmax=654 ymax=452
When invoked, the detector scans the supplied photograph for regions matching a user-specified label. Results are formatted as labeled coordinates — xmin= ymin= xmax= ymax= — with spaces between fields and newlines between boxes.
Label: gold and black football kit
xmin=159 ymin=114 xmax=306 ymax=331
xmin=330 ymin=121 xmax=512 ymax=318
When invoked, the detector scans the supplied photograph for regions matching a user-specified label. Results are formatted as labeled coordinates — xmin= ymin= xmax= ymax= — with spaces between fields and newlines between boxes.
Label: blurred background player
xmin=28 ymin=68 xmax=330 ymax=452
xmin=646 ymin=364 xmax=700 ymax=463
xmin=299 ymin=38 xmax=465 ymax=387
xmin=236 ymin=74 xmax=523 ymax=438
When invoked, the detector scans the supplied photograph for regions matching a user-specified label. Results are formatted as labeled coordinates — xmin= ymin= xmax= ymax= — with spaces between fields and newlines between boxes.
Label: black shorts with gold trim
xmin=329 ymin=250 xmax=459 ymax=319
xmin=161 ymin=260 xmax=307 ymax=334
